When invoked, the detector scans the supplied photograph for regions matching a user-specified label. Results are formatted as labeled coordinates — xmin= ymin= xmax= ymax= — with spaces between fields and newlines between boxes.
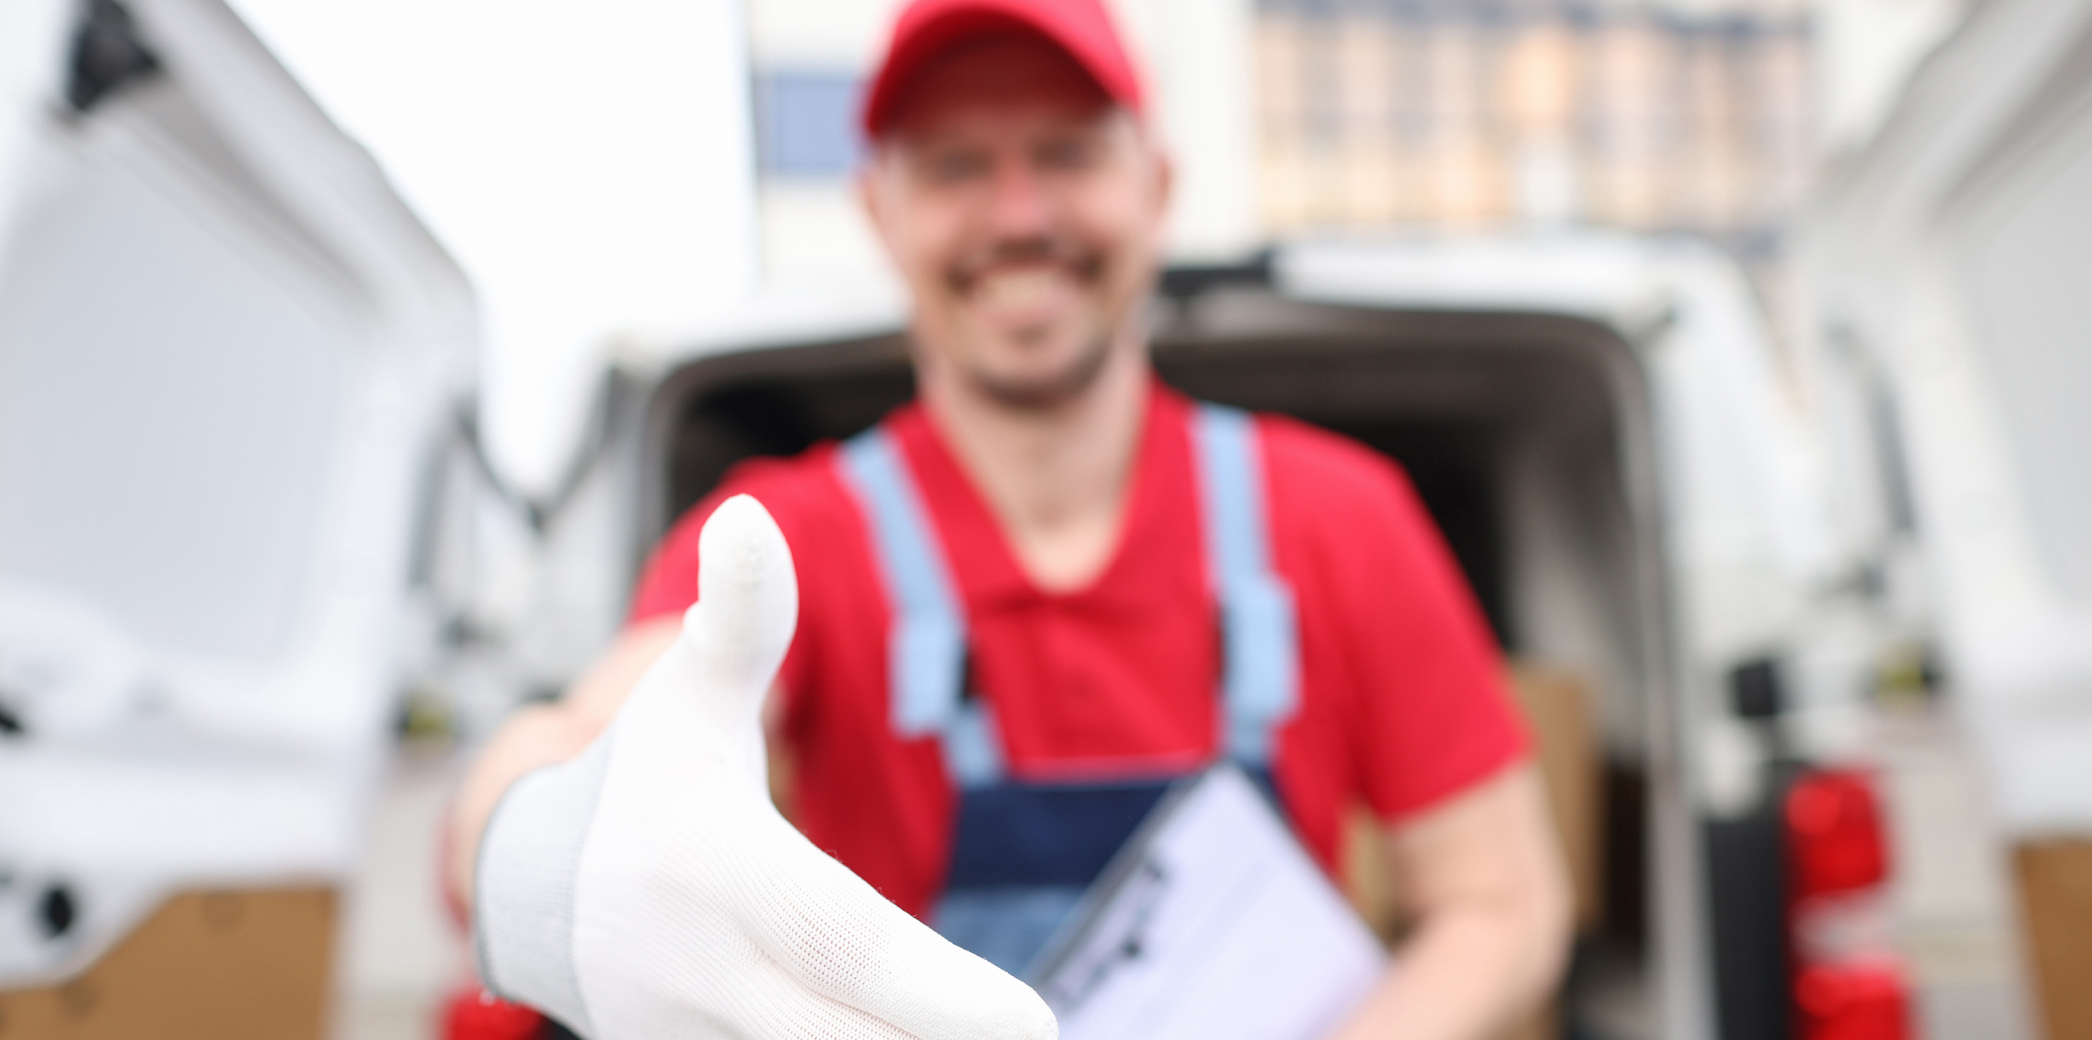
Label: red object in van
xmin=1786 ymin=769 xmax=1889 ymax=898
xmin=1795 ymin=961 xmax=1914 ymax=1040
xmin=1784 ymin=768 xmax=1914 ymax=1040
xmin=442 ymin=985 xmax=544 ymax=1040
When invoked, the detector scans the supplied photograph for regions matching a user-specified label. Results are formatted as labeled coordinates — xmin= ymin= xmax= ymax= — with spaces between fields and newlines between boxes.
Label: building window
xmin=755 ymin=70 xmax=863 ymax=179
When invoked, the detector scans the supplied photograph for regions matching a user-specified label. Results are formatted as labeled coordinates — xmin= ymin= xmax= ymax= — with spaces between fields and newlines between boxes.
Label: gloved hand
xmin=474 ymin=494 xmax=1058 ymax=1040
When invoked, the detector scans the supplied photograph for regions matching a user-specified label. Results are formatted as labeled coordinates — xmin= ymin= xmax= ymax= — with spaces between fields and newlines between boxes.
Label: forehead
xmin=877 ymin=34 xmax=1116 ymax=146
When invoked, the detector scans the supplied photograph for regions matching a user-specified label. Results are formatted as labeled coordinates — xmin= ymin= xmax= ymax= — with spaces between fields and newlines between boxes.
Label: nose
xmin=984 ymin=155 xmax=1052 ymax=240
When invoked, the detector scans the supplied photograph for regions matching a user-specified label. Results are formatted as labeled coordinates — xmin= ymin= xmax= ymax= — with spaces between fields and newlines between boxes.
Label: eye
xmin=917 ymin=148 xmax=991 ymax=185
xmin=1036 ymin=135 xmax=1102 ymax=172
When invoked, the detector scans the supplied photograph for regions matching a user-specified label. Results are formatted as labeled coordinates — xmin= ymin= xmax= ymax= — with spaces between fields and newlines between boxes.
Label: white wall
xmin=225 ymin=0 xmax=761 ymax=496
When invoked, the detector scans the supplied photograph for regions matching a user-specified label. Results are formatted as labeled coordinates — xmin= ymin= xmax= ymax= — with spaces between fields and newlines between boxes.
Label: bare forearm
xmin=1331 ymin=899 xmax=1567 ymax=1040
xmin=1328 ymin=765 xmax=1572 ymax=1040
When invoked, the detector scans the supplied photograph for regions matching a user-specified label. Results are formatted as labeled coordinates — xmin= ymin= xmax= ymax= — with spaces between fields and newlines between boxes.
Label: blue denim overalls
xmin=835 ymin=402 xmax=1300 ymax=975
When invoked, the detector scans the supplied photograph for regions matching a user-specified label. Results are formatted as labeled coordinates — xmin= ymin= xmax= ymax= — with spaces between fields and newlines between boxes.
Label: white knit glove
xmin=474 ymin=494 xmax=1058 ymax=1040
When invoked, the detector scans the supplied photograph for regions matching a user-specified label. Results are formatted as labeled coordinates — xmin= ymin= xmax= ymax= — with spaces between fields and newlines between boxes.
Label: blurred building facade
xmin=1253 ymin=0 xmax=1812 ymax=254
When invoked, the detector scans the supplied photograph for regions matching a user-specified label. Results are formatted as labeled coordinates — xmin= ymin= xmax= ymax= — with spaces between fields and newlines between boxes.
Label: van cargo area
xmin=641 ymin=286 xmax=1674 ymax=1037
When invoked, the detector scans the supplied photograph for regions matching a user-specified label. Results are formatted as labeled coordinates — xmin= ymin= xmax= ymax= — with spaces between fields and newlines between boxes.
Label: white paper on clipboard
xmin=1026 ymin=765 xmax=1388 ymax=1040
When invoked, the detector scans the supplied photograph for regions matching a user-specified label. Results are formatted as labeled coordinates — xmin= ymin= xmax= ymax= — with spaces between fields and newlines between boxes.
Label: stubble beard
xmin=961 ymin=326 xmax=1118 ymax=410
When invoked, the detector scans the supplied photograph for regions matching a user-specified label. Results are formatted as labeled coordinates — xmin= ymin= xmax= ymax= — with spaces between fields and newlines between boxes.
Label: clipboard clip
xmin=1037 ymin=859 xmax=1170 ymax=1014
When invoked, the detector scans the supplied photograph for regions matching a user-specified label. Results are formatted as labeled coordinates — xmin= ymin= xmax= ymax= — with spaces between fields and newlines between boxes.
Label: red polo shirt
xmin=630 ymin=380 xmax=1524 ymax=917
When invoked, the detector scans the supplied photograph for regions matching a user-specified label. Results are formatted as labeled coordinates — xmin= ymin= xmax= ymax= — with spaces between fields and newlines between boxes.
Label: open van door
xmin=0 ymin=0 xmax=475 ymax=1031
xmin=1804 ymin=0 xmax=2092 ymax=1034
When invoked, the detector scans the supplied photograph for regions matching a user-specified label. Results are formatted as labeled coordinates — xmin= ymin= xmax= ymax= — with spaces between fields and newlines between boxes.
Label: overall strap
xmin=1191 ymin=403 xmax=1300 ymax=767
xmin=835 ymin=426 xmax=1005 ymax=786
xmin=838 ymin=406 xmax=1300 ymax=786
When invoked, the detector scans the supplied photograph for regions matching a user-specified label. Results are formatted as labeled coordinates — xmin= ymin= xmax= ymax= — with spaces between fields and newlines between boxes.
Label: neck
xmin=917 ymin=334 xmax=1150 ymax=593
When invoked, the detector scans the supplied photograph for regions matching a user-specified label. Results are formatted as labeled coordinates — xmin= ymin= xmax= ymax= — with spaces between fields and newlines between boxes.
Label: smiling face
xmin=859 ymin=34 xmax=1171 ymax=409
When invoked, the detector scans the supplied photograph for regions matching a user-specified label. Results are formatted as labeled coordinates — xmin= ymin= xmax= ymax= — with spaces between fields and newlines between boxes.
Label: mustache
xmin=946 ymin=236 xmax=1105 ymax=292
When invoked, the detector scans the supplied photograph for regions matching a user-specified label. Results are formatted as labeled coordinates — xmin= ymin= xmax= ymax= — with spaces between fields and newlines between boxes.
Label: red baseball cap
xmin=860 ymin=0 xmax=1144 ymax=138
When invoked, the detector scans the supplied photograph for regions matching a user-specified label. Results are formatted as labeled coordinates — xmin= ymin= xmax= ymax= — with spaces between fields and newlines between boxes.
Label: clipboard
xmin=1026 ymin=765 xmax=1388 ymax=1040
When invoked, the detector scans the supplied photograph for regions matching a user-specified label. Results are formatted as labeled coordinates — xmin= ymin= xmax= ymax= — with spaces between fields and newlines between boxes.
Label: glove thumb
xmin=677 ymin=494 xmax=798 ymax=720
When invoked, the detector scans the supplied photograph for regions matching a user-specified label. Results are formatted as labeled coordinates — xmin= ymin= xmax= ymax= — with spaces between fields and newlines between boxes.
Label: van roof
xmin=613 ymin=230 xmax=1730 ymax=375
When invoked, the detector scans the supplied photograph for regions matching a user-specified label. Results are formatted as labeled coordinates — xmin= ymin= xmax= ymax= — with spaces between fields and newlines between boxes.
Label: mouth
xmin=946 ymin=242 xmax=1104 ymax=309
xmin=973 ymin=265 xmax=1076 ymax=311
xmin=950 ymin=261 xmax=1102 ymax=336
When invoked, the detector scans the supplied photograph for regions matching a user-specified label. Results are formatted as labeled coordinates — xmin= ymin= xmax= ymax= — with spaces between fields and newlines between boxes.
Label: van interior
xmin=643 ymin=284 xmax=1667 ymax=1038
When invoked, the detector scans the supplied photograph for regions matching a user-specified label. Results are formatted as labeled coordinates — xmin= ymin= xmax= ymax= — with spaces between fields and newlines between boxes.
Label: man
xmin=453 ymin=1 xmax=1569 ymax=1038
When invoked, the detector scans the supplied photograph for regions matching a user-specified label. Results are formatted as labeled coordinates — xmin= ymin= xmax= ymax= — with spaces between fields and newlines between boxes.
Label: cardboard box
xmin=1510 ymin=664 xmax=1604 ymax=931
xmin=0 ymin=887 xmax=336 ymax=1040
xmin=2015 ymin=839 xmax=2092 ymax=1040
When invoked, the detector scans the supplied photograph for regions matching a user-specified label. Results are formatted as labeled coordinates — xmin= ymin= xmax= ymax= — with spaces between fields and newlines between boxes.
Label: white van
xmin=1 ymin=0 xmax=2085 ymax=1039
xmin=1799 ymin=0 xmax=2092 ymax=1035
xmin=0 ymin=0 xmax=473 ymax=1029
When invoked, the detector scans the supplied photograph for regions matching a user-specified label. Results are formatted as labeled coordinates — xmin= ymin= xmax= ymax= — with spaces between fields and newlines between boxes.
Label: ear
xmin=855 ymin=154 xmax=904 ymax=267
xmin=1143 ymin=133 xmax=1175 ymax=248
xmin=1148 ymin=133 xmax=1174 ymax=210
